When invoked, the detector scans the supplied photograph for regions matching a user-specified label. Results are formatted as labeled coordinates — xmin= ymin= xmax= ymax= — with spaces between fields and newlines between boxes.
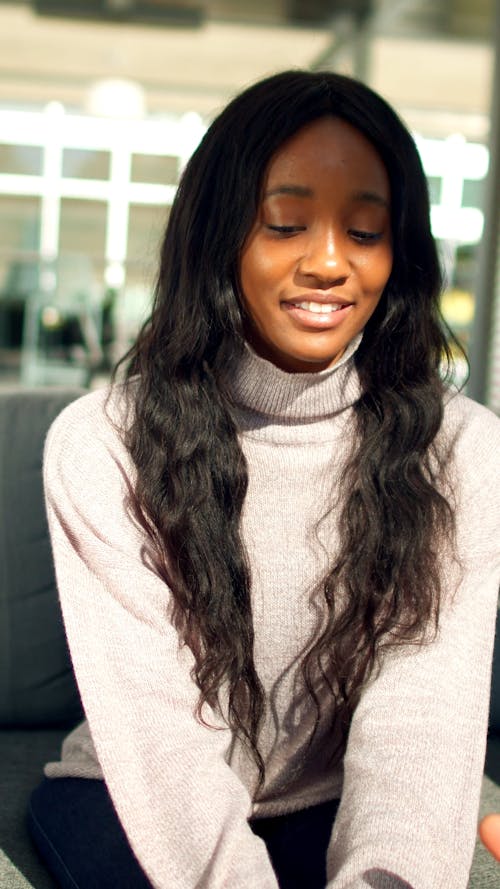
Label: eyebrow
xmin=264 ymin=184 xmax=389 ymax=208
xmin=352 ymin=190 xmax=389 ymax=208
xmin=264 ymin=185 xmax=313 ymax=199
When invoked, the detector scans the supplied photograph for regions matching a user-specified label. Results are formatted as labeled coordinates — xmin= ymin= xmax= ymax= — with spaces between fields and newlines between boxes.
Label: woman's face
xmin=239 ymin=115 xmax=393 ymax=373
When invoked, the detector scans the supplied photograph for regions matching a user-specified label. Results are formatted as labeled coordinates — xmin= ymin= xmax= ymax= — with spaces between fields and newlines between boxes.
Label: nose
xmin=297 ymin=227 xmax=350 ymax=286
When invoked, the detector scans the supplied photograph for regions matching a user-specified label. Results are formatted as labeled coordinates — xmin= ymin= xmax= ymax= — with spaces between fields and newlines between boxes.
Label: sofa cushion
xmin=0 ymin=728 xmax=66 ymax=888
xmin=0 ymin=389 xmax=85 ymax=727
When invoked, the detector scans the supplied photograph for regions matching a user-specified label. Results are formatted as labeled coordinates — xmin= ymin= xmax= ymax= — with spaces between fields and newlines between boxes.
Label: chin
xmin=272 ymin=351 xmax=344 ymax=374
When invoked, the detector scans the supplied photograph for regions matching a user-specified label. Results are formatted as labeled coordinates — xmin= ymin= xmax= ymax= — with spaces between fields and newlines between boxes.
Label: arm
xmin=44 ymin=390 xmax=279 ymax=889
xmin=326 ymin=406 xmax=500 ymax=889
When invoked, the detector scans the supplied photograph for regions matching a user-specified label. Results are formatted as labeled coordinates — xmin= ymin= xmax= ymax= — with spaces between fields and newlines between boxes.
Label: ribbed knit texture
xmin=43 ymin=340 xmax=500 ymax=889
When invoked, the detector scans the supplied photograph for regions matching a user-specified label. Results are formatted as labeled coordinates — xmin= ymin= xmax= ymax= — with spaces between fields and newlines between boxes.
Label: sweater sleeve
xmin=43 ymin=391 xmax=279 ymax=889
xmin=326 ymin=402 xmax=500 ymax=889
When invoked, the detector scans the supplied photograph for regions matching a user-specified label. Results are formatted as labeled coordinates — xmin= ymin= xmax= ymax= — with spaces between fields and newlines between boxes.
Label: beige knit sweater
xmin=44 ymin=339 xmax=500 ymax=889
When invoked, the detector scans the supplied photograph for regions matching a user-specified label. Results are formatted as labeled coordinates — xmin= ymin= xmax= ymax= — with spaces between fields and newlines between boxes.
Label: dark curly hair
xmin=117 ymin=70 xmax=458 ymax=783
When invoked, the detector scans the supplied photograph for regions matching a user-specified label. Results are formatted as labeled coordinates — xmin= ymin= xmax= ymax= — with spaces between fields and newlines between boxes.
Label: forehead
xmin=263 ymin=115 xmax=390 ymax=198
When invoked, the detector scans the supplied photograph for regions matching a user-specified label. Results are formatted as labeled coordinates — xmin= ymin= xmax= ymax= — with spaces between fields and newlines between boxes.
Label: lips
xmin=290 ymin=300 xmax=346 ymax=314
xmin=282 ymin=297 xmax=353 ymax=330
xmin=285 ymin=292 xmax=353 ymax=309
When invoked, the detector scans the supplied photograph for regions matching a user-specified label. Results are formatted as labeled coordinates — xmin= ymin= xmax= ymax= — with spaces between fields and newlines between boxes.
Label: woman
xmin=29 ymin=70 xmax=499 ymax=888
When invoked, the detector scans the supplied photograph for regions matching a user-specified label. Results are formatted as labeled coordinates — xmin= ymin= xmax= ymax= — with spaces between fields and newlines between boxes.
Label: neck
xmin=229 ymin=334 xmax=362 ymax=422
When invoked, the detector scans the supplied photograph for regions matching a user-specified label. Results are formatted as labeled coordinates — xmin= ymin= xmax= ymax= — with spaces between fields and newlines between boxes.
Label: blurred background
xmin=0 ymin=0 xmax=499 ymax=409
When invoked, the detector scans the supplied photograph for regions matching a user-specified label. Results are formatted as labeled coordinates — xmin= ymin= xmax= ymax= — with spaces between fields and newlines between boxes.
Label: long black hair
xmin=118 ymin=70 xmax=456 ymax=781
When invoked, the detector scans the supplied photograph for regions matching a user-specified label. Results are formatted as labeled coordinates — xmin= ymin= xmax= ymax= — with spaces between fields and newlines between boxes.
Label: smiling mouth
xmin=281 ymin=299 xmax=354 ymax=329
xmin=290 ymin=301 xmax=349 ymax=314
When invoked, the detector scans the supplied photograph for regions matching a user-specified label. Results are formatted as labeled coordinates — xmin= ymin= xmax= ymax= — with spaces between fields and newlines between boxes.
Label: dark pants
xmin=28 ymin=778 xmax=339 ymax=889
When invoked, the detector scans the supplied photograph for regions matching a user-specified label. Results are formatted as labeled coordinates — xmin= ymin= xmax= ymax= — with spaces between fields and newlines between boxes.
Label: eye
xmin=266 ymin=225 xmax=306 ymax=237
xmin=349 ymin=229 xmax=383 ymax=243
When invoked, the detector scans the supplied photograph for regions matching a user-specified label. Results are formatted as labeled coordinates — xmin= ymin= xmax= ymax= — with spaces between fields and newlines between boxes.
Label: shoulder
xmin=443 ymin=387 xmax=500 ymax=429
xmin=441 ymin=391 xmax=500 ymax=551
xmin=46 ymin=382 xmax=131 ymax=449
xmin=442 ymin=390 xmax=500 ymax=467
xmin=44 ymin=382 xmax=134 ymax=493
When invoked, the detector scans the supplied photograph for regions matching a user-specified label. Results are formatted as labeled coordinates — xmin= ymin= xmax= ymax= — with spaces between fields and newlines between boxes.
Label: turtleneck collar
xmin=229 ymin=334 xmax=362 ymax=422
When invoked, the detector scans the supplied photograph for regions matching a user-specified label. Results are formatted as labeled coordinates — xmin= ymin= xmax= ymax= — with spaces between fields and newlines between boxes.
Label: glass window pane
xmin=126 ymin=203 xmax=168 ymax=286
xmin=59 ymin=198 xmax=107 ymax=262
xmin=0 ymin=196 xmax=41 ymax=359
xmin=426 ymin=176 xmax=441 ymax=204
xmin=0 ymin=196 xmax=41 ymax=292
xmin=462 ymin=178 xmax=485 ymax=208
xmin=0 ymin=144 xmax=43 ymax=176
xmin=62 ymin=149 xmax=110 ymax=180
xmin=131 ymin=154 xmax=179 ymax=185
xmin=440 ymin=241 xmax=478 ymax=388
xmin=117 ymin=203 xmax=166 ymax=350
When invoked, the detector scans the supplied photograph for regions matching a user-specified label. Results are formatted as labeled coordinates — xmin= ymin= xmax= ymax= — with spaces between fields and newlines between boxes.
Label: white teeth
xmin=294 ymin=301 xmax=344 ymax=313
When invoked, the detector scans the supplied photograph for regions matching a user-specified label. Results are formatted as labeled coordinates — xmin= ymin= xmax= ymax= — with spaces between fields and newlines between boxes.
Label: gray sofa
xmin=0 ymin=388 xmax=499 ymax=888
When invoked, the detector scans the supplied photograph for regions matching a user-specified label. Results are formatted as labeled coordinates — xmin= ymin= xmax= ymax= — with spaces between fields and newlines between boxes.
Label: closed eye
xmin=266 ymin=225 xmax=306 ymax=236
xmin=349 ymin=229 xmax=383 ymax=243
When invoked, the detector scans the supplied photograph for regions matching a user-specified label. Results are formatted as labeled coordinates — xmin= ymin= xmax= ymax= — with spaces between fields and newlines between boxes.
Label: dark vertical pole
xmin=467 ymin=0 xmax=500 ymax=404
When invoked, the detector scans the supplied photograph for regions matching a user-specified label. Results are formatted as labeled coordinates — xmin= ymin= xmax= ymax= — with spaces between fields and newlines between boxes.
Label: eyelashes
xmin=265 ymin=224 xmax=383 ymax=243
xmin=266 ymin=225 xmax=306 ymax=235
xmin=348 ymin=230 xmax=383 ymax=243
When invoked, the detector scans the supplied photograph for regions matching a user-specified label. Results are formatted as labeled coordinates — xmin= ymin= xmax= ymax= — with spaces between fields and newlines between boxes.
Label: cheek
xmin=240 ymin=244 xmax=277 ymax=303
xmin=382 ymin=241 xmax=394 ymax=278
xmin=361 ymin=248 xmax=393 ymax=293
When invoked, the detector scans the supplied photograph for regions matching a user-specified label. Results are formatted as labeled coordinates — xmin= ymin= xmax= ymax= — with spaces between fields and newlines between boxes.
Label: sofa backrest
xmin=0 ymin=388 xmax=85 ymax=727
